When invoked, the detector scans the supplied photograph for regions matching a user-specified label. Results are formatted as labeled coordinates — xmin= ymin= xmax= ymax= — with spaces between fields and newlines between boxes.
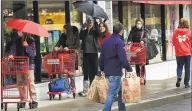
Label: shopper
xmin=98 ymin=22 xmax=111 ymax=46
xmin=54 ymin=24 xmax=80 ymax=94
xmin=99 ymin=23 xmax=132 ymax=111
xmin=55 ymin=24 xmax=80 ymax=70
xmin=172 ymin=18 xmax=192 ymax=88
xmin=78 ymin=16 xmax=101 ymax=97
xmin=127 ymin=18 xmax=148 ymax=78
xmin=9 ymin=31 xmax=38 ymax=108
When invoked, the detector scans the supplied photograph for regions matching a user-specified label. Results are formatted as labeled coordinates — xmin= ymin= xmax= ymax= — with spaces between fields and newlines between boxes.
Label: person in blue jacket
xmin=99 ymin=23 xmax=133 ymax=111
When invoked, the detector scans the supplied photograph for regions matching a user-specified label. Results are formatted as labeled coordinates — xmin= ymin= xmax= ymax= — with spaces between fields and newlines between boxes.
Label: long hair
xmin=178 ymin=18 xmax=189 ymax=29
xmin=99 ymin=22 xmax=109 ymax=33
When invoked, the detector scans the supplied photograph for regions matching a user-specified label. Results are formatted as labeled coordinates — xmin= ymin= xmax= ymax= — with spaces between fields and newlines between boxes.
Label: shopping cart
xmin=1 ymin=56 xmax=33 ymax=111
xmin=43 ymin=49 xmax=76 ymax=100
xmin=126 ymin=43 xmax=147 ymax=85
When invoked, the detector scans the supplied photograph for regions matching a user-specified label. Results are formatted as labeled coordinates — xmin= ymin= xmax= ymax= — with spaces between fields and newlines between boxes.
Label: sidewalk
xmin=4 ymin=76 xmax=192 ymax=111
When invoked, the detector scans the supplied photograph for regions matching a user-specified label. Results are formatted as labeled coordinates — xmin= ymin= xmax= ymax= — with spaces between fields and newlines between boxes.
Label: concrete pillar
xmin=97 ymin=1 xmax=113 ymax=33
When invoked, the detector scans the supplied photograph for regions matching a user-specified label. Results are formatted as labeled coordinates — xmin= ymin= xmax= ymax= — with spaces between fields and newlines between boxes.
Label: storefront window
xmin=70 ymin=1 xmax=83 ymax=29
xmin=165 ymin=5 xmax=179 ymax=60
xmin=122 ymin=1 xmax=141 ymax=41
xmin=112 ymin=1 xmax=118 ymax=24
xmin=145 ymin=4 xmax=162 ymax=63
xmin=38 ymin=1 xmax=65 ymax=54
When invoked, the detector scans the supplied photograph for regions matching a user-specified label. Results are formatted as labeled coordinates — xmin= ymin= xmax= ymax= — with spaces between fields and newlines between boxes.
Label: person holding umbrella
xmin=8 ymin=31 xmax=38 ymax=108
xmin=78 ymin=16 xmax=101 ymax=97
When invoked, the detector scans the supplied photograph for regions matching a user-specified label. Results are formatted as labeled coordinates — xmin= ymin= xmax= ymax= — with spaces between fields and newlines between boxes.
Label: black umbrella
xmin=13 ymin=3 xmax=25 ymax=12
xmin=73 ymin=1 xmax=109 ymax=20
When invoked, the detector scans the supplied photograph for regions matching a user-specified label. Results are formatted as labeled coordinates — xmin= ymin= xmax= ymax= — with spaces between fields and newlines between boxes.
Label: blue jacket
xmin=99 ymin=33 xmax=132 ymax=76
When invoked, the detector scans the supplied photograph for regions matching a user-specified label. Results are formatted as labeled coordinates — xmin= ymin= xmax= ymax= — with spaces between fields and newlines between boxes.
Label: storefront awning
xmin=133 ymin=0 xmax=192 ymax=5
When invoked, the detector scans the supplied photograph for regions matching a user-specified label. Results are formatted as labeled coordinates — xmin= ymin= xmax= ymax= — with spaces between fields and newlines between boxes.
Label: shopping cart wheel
xmin=73 ymin=93 xmax=76 ymax=99
xmin=17 ymin=103 xmax=20 ymax=111
xmin=59 ymin=94 xmax=62 ymax=100
xmin=5 ymin=103 xmax=7 ymax=111
xmin=49 ymin=94 xmax=52 ymax=100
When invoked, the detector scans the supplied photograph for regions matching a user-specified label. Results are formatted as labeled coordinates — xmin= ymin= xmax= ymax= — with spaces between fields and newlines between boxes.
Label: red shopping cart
xmin=126 ymin=43 xmax=147 ymax=85
xmin=1 ymin=56 xmax=34 ymax=111
xmin=43 ymin=49 xmax=76 ymax=100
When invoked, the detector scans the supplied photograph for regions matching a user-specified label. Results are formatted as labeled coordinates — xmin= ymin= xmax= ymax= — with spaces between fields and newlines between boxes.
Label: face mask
xmin=17 ymin=31 xmax=23 ymax=37
xmin=136 ymin=24 xmax=142 ymax=29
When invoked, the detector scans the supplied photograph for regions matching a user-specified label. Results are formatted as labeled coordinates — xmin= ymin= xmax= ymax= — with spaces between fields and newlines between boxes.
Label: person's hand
xmin=127 ymin=42 xmax=132 ymax=45
xmin=101 ymin=71 xmax=105 ymax=76
xmin=23 ymin=41 xmax=28 ymax=46
xmin=64 ymin=47 xmax=69 ymax=51
xmin=140 ymin=41 xmax=145 ymax=47
xmin=8 ymin=55 xmax=14 ymax=59
xmin=54 ymin=47 xmax=59 ymax=51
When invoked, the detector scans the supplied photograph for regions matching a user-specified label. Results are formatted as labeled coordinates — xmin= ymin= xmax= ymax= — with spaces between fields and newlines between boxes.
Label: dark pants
xmin=176 ymin=55 xmax=191 ymax=85
xmin=83 ymin=53 xmax=98 ymax=85
xmin=135 ymin=65 xmax=145 ymax=78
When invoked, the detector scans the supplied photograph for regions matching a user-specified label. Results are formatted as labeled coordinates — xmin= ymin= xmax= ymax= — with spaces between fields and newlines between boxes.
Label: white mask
xmin=17 ymin=31 xmax=23 ymax=37
xmin=136 ymin=24 xmax=142 ymax=29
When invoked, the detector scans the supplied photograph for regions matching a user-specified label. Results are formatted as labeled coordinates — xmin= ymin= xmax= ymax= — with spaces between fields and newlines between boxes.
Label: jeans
xmin=103 ymin=76 xmax=126 ymax=111
xmin=176 ymin=55 xmax=191 ymax=85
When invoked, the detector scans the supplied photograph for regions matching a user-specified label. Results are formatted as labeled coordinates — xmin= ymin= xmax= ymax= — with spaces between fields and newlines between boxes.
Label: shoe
xmin=176 ymin=78 xmax=181 ymax=87
xmin=19 ymin=102 xmax=26 ymax=108
xmin=78 ymin=92 xmax=88 ymax=97
xmin=185 ymin=85 xmax=190 ymax=88
xmin=78 ymin=81 xmax=89 ymax=97
xmin=29 ymin=101 xmax=38 ymax=109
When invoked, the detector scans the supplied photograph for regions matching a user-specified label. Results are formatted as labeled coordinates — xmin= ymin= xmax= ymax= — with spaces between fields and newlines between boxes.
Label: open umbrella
xmin=73 ymin=1 xmax=109 ymax=20
xmin=6 ymin=19 xmax=50 ymax=37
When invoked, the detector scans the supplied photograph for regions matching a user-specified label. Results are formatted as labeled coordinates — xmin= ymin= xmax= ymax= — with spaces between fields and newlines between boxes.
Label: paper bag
xmin=96 ymin=75 xmax=109 ymax=104
xmin=87 ymin=76 xmax=100 ymax=102
xmin=122 ymin=72 xmax=141 ymax=103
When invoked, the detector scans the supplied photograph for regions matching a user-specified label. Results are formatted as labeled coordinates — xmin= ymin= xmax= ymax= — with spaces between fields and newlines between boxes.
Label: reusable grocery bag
xmin=96 ymin=75 xmax=109 ymax=104
xmin=48 ymin=77 xmax=70 ymax=92
xmin=87 ymin=76 xmax=100 ymax=102
xmin=122 ymin=72 xmax=141 ymax=103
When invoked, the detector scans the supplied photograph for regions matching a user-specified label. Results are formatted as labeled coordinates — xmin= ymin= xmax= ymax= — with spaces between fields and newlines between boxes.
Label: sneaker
xmin=185 ymin=85 xmax=190 ymax=88
xmin=78 ymin=92 xmax=87 ymax=97
xmin=176 ymin=78 xmax=181 ymax=87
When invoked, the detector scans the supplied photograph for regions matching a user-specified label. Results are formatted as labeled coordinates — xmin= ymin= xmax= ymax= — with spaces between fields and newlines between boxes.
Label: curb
xmin=112 ymin=89 xmax=192 ymax=111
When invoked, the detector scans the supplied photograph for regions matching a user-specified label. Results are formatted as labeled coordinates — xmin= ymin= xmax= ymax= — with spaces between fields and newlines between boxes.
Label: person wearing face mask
xmin=98 ymin=22 xmax=112 ymax=46
xmin=127 ymin=18 xmax=148 ymax=84
xmin=78 ymin=16 xmax=101 ymax=97
xmin=8 ymin=31 xmax=38 ymax=109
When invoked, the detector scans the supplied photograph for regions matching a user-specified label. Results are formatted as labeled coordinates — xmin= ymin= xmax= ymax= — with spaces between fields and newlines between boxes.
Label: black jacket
xmin=80 ymin=22 xmax=101 ymax=53
xmin=127 ymin=26 xmax=148 ymax=43
xmin=56 ymin=26 xmax=80 ymax=49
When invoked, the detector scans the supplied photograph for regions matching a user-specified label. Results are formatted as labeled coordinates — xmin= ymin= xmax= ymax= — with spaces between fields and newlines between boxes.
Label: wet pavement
xmin=144 ymin=98 xmax=191 ymax=111
xmin=3 ymin=77 xmax=191 ymax=111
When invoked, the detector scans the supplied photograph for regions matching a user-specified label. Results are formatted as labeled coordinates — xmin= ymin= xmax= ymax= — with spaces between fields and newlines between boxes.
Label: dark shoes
xmin=185 ymin=84 xmax=190 ymax=88
xmin=176 ymin=78 xmax=181 ymax=87
xmin=29 ymin=101 xmax=38 ymax=109
xmin=19 ymin=102 xmax=26 ymax=108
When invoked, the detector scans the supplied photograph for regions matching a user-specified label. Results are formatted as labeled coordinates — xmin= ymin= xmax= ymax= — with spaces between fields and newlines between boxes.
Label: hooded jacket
xmin=172 ymin=28 xmax=192 ymax=56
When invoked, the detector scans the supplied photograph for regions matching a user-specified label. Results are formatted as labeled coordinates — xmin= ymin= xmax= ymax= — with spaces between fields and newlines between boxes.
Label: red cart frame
xmin=43 ymin=49 xmax=76 ymax=100
xmin=126 ymin=43 xmax=147 ymax=85
xmin=1 ymin=56 xmax=33 ymax=111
